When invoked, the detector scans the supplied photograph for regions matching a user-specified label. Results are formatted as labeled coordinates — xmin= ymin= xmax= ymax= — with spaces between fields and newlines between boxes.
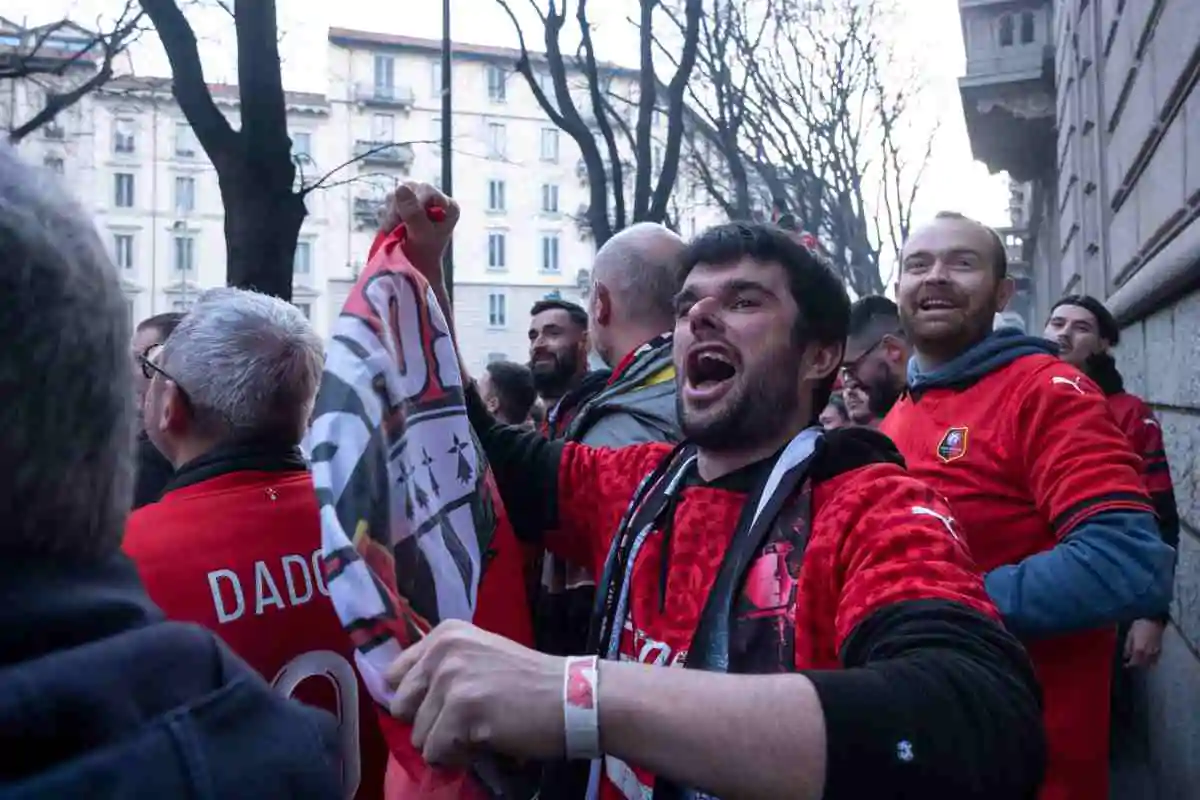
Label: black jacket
xmin=0 ymin=553 xmax=343 ymax=798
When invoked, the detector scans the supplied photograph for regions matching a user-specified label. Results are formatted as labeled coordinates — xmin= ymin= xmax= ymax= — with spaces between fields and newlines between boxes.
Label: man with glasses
xmin=842 ymin=295 xmax=909 ymax=421
xmin=125 ymin=287 xmax=389 ymax=798
xmin=131 ymin=312 xmax=183 ymax=508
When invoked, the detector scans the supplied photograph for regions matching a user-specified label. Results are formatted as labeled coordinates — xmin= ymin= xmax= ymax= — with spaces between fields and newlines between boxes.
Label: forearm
xmin=598 ymin=662 xmax=826 ymax=800
xmin=598 ymin=601 xmax=1044 ymax=800
xmin=985 ymin=511 xmax=1175 ymax=637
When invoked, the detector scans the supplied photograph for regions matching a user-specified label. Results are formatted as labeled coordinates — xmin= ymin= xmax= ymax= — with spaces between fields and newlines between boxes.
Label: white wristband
xmin=563 ymin=655 xmax=601 ymax=760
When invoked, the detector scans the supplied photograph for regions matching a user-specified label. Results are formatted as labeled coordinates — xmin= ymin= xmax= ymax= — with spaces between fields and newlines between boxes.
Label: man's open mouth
xmin=917 ymin=297 xmax=958 ymax=311
xmin=685 ymin=346 xmax=738 ymax=398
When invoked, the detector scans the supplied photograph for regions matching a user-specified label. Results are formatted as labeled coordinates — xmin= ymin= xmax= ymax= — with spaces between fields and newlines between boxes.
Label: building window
xmin=114 ymin=172 xmax=135 ymax=208
xmin=174 ymin=176 xmax=196 ymax=213
xmin=292 ymin=131 xmax=312 ymax=159
xmin=113 ymin=233 xmax=134 ymax=270
xmin=541 ymin=234 xmax=560 ymax=273
xmin=541 ymin=183 xmax=560 ymax=214
xmin=44 ymin=156 xmax=64 ymax=174
xmin=113 ymin=117 xmax=136 ymax=154
xmin=488 ymin=292 xmax=507 ymax=328
xmin=998 ymin=14 xmax=1015 ymax=47
xmin=372 ymin=113 xmax=395 ymax=143
xmin=172 ymin=300 xmax=192 ymax=312
xmin=294 ymin=239 xmax=312 ymax=275
xmin=173 ymin=235 xmax=196 ymax=273
xmin=540 ymin=127 xmax=559 ymax=162
xmin=175 ymin=122 xmax=197 ymax=157
xmin=294 ymin=302 xmax=312 ymax=320
xmin=487 ymin=231 xmax=506 ymax=270
xmin=1019 ymin=11 xmax=1035 ymax=44
xmin=487 ymin=352 xmax=508 ymax=364
xmin=487 ymin=179 xmax=506 ymax=212
xmin=487 ymin=122 xmax=506 ymax=159
xmin=535 ymin=70 xmax=554 ymax=97
xmin=486 ymin=65 xmax=507 ymax=102
xmin=431 ymin=61 xmax=443 ymax=98
xmin=374 ymin=54 xmax=395 ymax=91
xmin=43 ymin=120 xmax=65 ymax=139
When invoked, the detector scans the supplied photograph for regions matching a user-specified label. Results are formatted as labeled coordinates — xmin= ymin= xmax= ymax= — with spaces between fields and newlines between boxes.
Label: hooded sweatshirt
xmin=0 ymin=553 xmax=342 ymax=799
xmin=884 ymin=327 xmax=1174 ymax=800
xmin=564 ymin=333 xmax=680 ymax=446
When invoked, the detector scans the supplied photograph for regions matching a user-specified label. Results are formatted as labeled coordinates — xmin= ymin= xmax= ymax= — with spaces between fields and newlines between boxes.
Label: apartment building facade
xmin=958 ymin=1 xmax=1200 ymax=794
xmin=3 ymin=20 xmax=721 ymax=372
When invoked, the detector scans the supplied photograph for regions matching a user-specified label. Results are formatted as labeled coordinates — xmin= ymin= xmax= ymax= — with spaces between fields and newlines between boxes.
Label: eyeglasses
xmin=138 ymin=344 xmax=187 ymax=394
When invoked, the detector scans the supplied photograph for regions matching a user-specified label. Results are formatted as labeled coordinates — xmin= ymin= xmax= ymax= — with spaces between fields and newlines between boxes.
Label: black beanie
xmin=1051 ymin=294 xmax=1120 ymax=345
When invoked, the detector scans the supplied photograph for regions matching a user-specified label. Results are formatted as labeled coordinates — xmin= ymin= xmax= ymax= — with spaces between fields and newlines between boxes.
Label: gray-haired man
xmin=125 ymin=287 xmax=389 ymax=797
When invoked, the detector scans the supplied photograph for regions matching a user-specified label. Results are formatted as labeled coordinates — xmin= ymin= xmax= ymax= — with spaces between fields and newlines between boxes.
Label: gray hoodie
xmin=564 ymin=335 xmax=681 ymax=447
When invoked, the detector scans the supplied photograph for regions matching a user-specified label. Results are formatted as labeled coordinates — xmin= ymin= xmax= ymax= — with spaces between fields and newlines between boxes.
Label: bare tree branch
xmin=5 ymin=4 xmax=147 ymax=142
xmin=302 ymin=140 xmax=434 ymax=195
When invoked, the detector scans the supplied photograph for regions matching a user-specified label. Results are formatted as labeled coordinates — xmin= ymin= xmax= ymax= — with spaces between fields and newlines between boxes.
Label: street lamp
xmin=440 ymin=0 xmax=454 ymax=303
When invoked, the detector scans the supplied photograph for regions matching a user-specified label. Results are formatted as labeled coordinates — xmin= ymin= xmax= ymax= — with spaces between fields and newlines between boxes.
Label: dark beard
xmin=864 ymin=375 xmax=903 ymax=418
xmin=677 ymin=350 xmax=802 ymax=450
xmin=530 ymin=351 xmax=580 ymax=397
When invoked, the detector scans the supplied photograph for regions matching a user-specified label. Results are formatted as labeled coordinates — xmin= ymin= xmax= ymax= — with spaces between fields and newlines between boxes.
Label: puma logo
xmin=912 ymin=506 xmax=961 ymax=542
xmin=1051 ymin=375 xmax=1086 ymax=394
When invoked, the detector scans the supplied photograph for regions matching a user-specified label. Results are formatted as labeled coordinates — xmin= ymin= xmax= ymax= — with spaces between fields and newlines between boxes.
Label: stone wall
xmin=1025 ymin=0 xmax=1200 ymax=794
xmin=1114 ymin=298 xmax=1200 ymax=799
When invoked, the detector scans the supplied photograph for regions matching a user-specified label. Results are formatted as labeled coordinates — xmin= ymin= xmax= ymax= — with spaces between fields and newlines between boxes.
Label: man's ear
xmin=485 ymin=395 xmax=500 ymax=415
xmin=803 ymin=340 xmax=843 ymax=383
xmin=994 ymin=277 xmax=1016 ymax=312
xmin=595 ymin=282 xmax=613 ymax=327
xmin=882 ymin=335 xmax=907 ymax=367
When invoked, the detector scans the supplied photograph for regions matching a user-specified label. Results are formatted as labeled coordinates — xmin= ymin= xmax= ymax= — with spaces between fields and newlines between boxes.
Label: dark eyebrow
xmin=672 ymin=287 xmax=698 ymax=310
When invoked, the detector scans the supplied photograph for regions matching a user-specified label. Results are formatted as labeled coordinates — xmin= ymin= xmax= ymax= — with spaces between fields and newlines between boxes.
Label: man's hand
xmin=386 ymin=620 xmax=565 ymax=766
xmin=1124 ymin=618 xmax=1165 ymax=668
xmin=382 ymin=181 xmax=460 ymax=287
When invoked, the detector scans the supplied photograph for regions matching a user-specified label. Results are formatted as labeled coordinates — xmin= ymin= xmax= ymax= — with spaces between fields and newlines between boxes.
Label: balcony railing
xmin=353 ymin=141 xmax=414 ymax=169
xmin=353 ymin=197 xmax=382 ymax=230
xmin=354 ymin=82 xmax=415 ymax=109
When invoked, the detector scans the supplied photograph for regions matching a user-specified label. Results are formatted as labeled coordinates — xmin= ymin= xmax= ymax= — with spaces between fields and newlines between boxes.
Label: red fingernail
xmin=427 ymin=207 xmax=447 ymax=222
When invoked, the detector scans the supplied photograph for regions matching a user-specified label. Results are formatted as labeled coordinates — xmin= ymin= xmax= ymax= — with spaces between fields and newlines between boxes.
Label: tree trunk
xmin=220 ymin=171 xmax=306 ymax=302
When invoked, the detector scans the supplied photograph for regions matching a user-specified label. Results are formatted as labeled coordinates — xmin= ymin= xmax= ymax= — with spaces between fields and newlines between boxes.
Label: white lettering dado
xmin=207 ymin=548 xmax=328 ymax=623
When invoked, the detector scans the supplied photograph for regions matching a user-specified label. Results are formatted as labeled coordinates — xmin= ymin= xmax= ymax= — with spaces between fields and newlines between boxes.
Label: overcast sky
xmin=7 ymin=0 xmax=1010 ymax=229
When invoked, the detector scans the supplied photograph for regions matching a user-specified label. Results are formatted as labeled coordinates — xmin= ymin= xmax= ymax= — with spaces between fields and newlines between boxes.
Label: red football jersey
xmin=125 ymin=469 xmax=388 ymax=799
xmin=547 ymin=440 xmax=996 ymax=800
xmin=1107 ymin=391 xmax=1174 ymax=495
xmin=881 ymin=354 xmax=1153 ymax=800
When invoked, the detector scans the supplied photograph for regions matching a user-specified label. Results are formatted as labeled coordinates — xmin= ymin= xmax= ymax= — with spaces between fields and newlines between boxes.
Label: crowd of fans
xmin=0 ymin=138 xmax=1179 ymax=800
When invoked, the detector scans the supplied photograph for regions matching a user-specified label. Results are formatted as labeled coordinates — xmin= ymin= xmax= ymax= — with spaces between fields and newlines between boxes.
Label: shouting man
xmin=882 ymin=212 xmax=1174 ymax=800
xmin=373 ymin=185 xmax=1047 ymax=800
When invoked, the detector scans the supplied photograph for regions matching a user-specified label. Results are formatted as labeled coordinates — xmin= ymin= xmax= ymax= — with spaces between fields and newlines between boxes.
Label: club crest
xmin=936 ymin=427 xmax=969 ymax=463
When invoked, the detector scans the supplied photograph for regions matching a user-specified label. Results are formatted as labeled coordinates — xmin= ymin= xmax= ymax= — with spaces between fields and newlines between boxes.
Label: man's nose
xmin=686 ymin=296 xmax=723 ymax=334
xmin=924 ymin=258 xmax=953 ymax=282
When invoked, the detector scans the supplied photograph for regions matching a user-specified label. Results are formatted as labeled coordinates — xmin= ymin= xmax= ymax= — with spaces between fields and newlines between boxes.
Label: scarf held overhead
xmin=305 ymin=228 xmax=531 ymax=798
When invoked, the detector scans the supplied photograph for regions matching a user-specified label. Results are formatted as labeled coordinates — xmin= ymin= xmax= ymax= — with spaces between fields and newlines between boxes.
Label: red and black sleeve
xmin=465 ymin=382 xmax=660 ymax=569
xmin=804 ymin=463 xmax=1045 ymax=799
xmin=1016 ymin=365 xmax=1154 ymax=537
xmin=1123 ymin=397 xmax=1180 ymax=551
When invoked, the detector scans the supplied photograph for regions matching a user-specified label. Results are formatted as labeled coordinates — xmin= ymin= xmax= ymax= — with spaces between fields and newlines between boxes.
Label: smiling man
xmin=377 ymin=190 xmax=1046 ymax=800
xmin=527 ymin=299 xmax=609 ymax=438
xmin=881 ymin=212 xmax=1175 ymax=800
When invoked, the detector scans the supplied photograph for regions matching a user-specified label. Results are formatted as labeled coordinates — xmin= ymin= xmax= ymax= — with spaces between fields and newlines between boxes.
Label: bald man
xmin=535 ymin=222 xmax=684 ymax=799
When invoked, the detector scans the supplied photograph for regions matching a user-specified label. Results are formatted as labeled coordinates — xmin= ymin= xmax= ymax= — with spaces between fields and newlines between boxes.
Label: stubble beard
xmin=678 ymin=353 xmax=802 ymax=452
